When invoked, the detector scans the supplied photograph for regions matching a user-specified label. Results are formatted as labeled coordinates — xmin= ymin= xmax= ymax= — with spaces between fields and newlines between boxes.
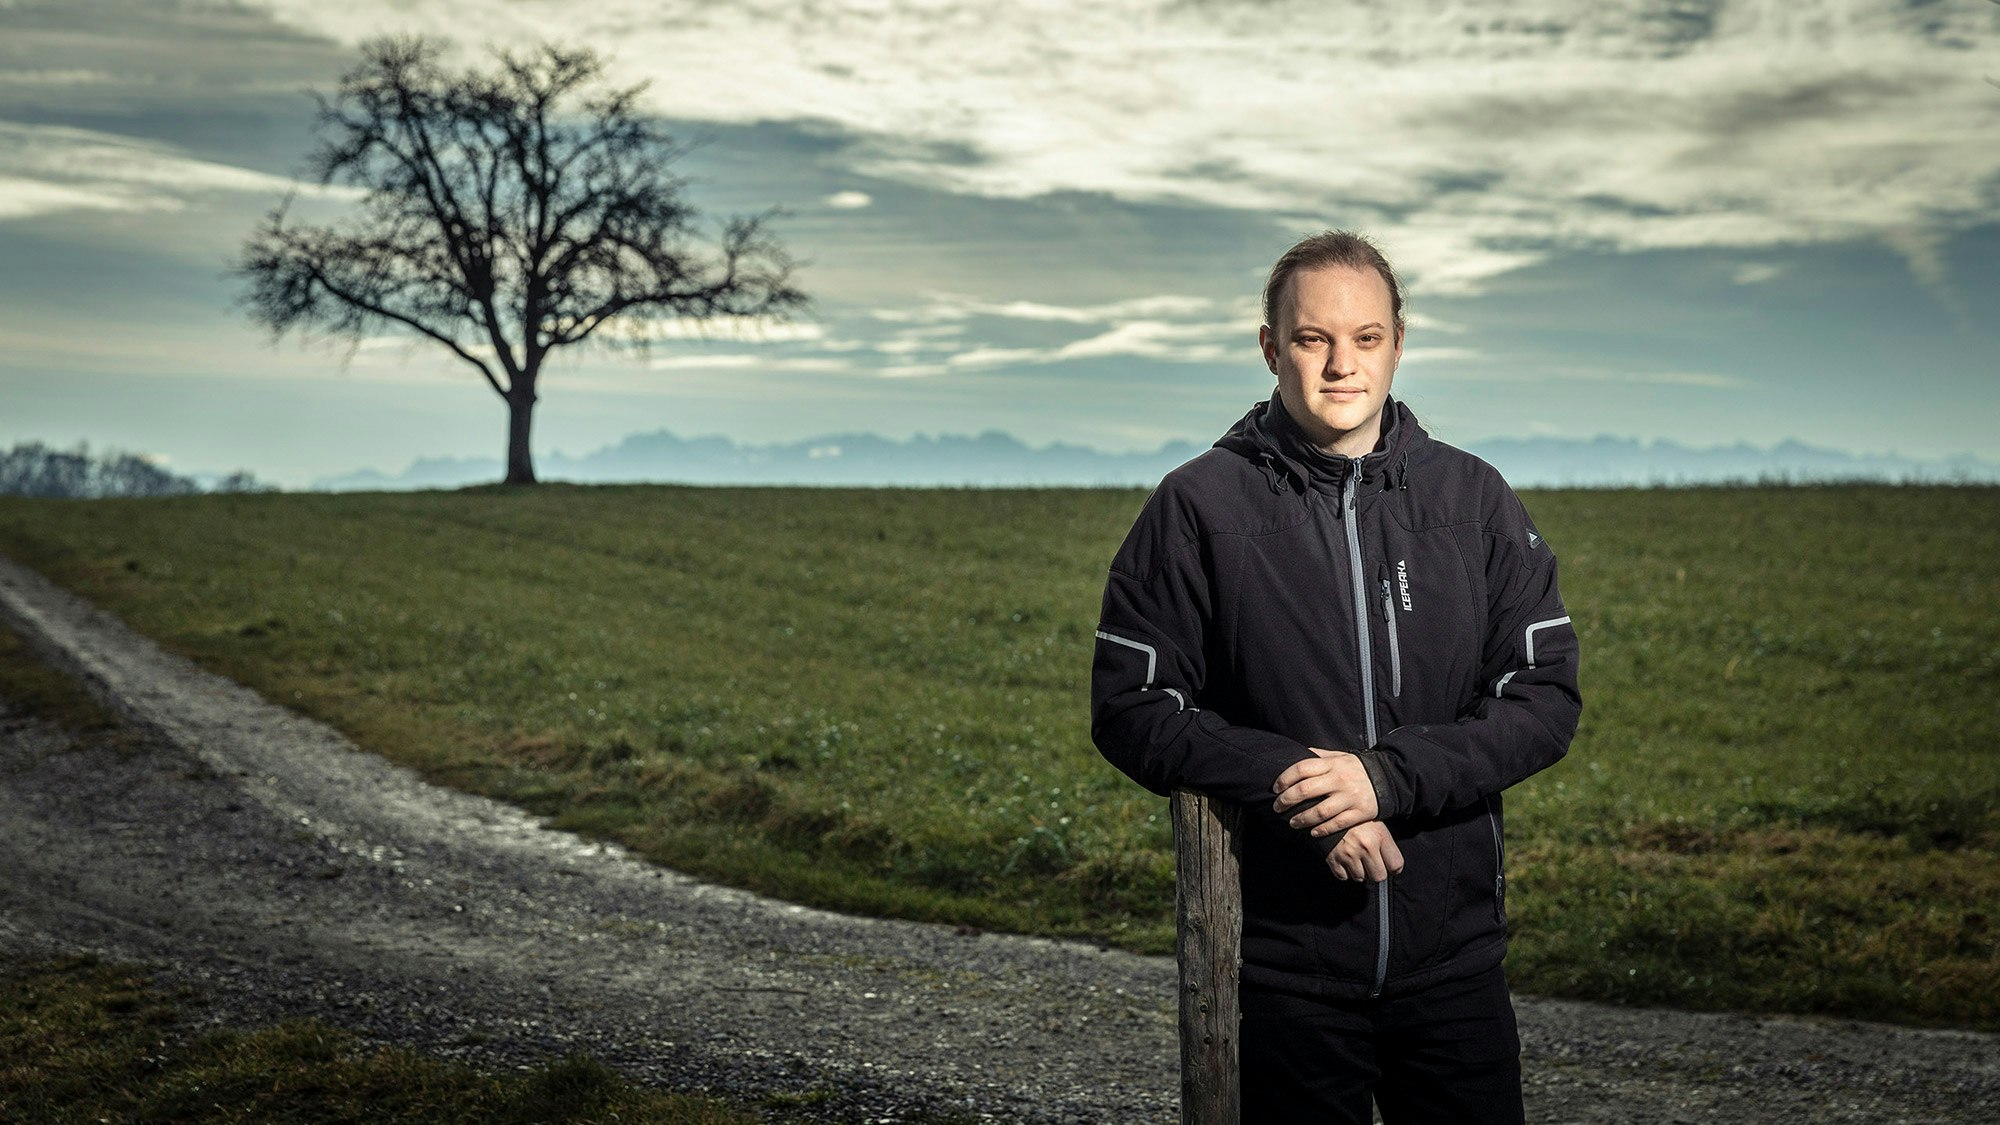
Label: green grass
xmin=0 ymin=601 xmax=130 ymax=736
xmin=0 ymin=955 xmax=753 ymax=1123
xmin=0 ymin=482 xmax=1994 ymax=1029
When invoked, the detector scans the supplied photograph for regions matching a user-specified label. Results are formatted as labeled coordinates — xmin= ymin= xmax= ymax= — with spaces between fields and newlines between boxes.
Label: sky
xmin=0 ymin=0 xmax=1996 ymax=488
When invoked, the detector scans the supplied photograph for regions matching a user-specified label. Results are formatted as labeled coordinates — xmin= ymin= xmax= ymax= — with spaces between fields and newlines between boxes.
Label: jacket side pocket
xmin=1484 ymin=794 xmax=1506 ymax=925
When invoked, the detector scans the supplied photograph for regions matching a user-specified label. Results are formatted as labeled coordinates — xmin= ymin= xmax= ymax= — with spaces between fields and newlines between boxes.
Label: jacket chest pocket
xmin=1371 ymin=526 xmax=1483 ymax=722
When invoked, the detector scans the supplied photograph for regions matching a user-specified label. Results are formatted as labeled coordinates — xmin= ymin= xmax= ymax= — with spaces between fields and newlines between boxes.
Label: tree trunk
xmin=504 ymin=383 xmax=538 ymax=485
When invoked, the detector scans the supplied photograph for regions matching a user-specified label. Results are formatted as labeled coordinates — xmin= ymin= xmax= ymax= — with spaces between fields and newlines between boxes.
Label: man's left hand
xmin=1273 ymin=747 xmax=1379 ymax=836
xmin=1327 ymin=820 xmax=1404 ymax=882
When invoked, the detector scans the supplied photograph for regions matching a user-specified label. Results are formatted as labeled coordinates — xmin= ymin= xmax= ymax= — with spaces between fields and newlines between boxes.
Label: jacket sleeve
xmin=1090 ymin=487 xmax=1345 ymax=859
xmin=1365 ymin=489 xmax=1582 ymax=820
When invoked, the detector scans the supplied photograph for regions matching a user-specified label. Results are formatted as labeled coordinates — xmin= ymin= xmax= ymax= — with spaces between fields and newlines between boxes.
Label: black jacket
xmin=1091 ymin=393 xmax=1581 ymax=999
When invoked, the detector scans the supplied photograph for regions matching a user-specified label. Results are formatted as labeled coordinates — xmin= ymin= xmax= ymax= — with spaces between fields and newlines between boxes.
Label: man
xmin=1090 ymin=230 xmax=1580 ymax=1123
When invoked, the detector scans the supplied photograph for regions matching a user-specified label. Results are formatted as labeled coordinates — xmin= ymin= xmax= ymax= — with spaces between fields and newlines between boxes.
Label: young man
xmin=1090 ymin=230 xmax=1581 ymax=1123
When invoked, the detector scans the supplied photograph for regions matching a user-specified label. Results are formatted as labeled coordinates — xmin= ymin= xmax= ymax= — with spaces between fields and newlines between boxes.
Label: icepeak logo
xmin=1527 ymin=529 xmax=1542 ymax=550
xmin=1396 ymin=559 xmax=1412 ymax=612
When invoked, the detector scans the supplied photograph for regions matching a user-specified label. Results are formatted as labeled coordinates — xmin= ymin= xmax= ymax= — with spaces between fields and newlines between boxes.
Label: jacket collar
xmin=1216 ymin=390 xmax=1424 ymax=497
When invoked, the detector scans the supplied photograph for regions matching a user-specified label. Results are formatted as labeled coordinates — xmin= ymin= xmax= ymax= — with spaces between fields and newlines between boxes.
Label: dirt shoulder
xmin=1 ymin=551 xmax=1993 ymax=1123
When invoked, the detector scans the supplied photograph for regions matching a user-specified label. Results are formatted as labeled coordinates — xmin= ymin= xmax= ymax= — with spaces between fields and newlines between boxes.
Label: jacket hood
xmin=1214 ymin=390 xmax=1427 ymax=495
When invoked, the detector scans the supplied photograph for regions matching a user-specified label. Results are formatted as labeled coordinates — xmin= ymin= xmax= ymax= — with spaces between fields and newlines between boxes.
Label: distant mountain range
xmin=311 ymin=428 xmax=2000 ymax=492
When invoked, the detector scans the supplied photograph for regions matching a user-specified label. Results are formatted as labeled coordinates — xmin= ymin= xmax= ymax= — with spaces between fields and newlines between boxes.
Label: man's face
xmin=1259 ymin=264 xmax=1402 ymax=458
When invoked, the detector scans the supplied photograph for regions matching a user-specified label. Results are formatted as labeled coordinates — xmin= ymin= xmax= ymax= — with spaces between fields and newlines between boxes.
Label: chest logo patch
xmin=1396 ymin=559 xmax=1413 ymax=612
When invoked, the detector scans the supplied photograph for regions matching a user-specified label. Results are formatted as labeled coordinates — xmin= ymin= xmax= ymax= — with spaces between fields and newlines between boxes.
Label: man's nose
xmin=1326 ymin=341 xmax=1358 ymax=378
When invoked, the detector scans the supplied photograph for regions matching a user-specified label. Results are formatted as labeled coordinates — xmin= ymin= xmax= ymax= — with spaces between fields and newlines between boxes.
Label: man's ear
xmin=1258 ymin=324 xmax=1278 ymax=373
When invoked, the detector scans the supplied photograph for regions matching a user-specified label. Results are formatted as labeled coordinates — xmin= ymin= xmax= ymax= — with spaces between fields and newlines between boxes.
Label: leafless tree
xmin=239 ymin=36 xmax=807 ymax=485
xmin=0 ymin=441 xmax=212 ymax=498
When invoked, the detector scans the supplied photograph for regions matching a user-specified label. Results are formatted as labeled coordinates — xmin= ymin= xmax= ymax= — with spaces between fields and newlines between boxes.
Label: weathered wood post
xmin=1172 ymin=787 xmax=1243 ymax=1125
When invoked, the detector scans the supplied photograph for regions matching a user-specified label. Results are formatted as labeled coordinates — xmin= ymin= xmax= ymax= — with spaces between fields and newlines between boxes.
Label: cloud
xmin=945 ymin=346 xmax=1055 ymax=370
xmin=1405 ymin=312 xmax=1471 ymax=335
xmin=1399 ymin=347 xmax=1483 ymax=365
xmin=645 ymin=354 xmax=852 ymax=372
xmin=241 ymin=0 xmax=2000 ymax=295
xmin=873 ymin=322 xmax=966 ymax=355
xmin=1569 ymin=370 xmax=1753 ymax=390
xmin=617 ymin=316 xmax=828 ymax=343
xmin=0 ymin=174 xmax=139 ymax=220
xmin=1731 ymin=262 xmax=1784 ymax=286
xmin=1880 ymin=225 xmax=1966 ymax=318
xmin=0 ymin=121 xmax=351 ymax=222
xmin=1046 ymin=319 xmax=1245 ymax=363
xmin=875 ymin=293 xmax=1217 ymax=324
xmin=1641 ymin=371 xmax=1751 ymax=390
xmin=0 ymin=69 xmax=126 ymax=87
xmin=930 ymin=317 xmax=1251 ymax=371
xmin=875 ymin=362 xmax=950 ymax=379
xmin=1422 ymin=363 xmax=1752 ymax=390
xmin=824 ymin=190 xmax=872 ymax=209
xmin=853 ymin=292 xmax=1256 ymax=374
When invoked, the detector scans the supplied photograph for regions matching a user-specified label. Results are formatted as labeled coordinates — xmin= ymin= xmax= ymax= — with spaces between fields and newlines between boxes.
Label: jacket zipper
xmin=1378 ymin=573 xmax=1402 ymax=698
xmin=1486 ymin=795 xmax=1506 ymax=923
xmin=1336 ymin=470 xmax=1391 ymax=999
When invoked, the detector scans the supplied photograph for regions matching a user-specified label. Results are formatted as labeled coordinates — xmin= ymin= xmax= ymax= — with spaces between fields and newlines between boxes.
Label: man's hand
xmin=1272 ymin=747 xmax=1379 ymax=837
xmin=1326 ymin=820 xmax=1404 ymax=883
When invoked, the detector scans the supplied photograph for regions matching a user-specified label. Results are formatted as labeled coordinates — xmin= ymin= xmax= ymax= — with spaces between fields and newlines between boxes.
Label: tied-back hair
xmin=1263 ymin=230 xmax=1406 ymax=336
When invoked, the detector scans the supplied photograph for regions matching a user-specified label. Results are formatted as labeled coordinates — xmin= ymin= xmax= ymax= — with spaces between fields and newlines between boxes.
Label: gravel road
xmin=1 ymin=551 xmax=1994 ymax=1123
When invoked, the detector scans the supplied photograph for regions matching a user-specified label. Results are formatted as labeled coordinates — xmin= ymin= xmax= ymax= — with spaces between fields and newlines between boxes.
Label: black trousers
xmin=1238 ymin=963 xmax=1524 ymax=1125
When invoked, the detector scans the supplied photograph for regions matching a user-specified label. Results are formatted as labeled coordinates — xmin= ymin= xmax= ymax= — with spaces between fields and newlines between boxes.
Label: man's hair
xmin=1262 ymin=230 xmax=1405 ymax=336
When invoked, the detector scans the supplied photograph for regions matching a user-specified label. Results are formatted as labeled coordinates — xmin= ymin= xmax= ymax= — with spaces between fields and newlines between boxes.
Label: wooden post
xmin=1173 ymin=787 xmax=1243 ymax=1125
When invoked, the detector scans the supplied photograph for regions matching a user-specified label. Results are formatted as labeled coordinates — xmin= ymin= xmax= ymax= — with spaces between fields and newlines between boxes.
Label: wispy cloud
xmin=856 ymin=293 xmax=1256 ymax=375
xmin=1405 ymin=312 xmax=1471 ymax=335
xmin=873 ymin=293 xmax=1218 ymax=325
xmin=0 ymin=121 xmax=351 ymax=222
xmin=245 ymin=0 xmax=2000 ymax=296
xmin=944 ymin=346 xmax=1052 ymax=370
xmin=1399 ymin=347 xmax=1483 ymax=365
xmin=0 ymin=174 xmax=137 ymax=220
xmin=1422 ymin=363 xmax=1753 ymax=390
xmin=616 ymin=316 xmax=829 ymax=343
xmin=0 ymin=69 xmax=127 ymax=87
xmin=1880 ymin=225 xmax=1967 ymax=318
xmin=917 ymin=320 xmax=1247 ymax=370
xmin=645 ymin=354 xmax=853 ymax=372
xmin=1615 ymin=370 xmax=1753 ymax=390
xmin=1041 ymin=319 xmax=1245 ymax=363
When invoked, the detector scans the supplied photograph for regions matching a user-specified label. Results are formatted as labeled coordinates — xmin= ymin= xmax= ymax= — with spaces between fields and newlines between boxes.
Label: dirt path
xmin=1 ymin=551 xmax=1994 ymax=1123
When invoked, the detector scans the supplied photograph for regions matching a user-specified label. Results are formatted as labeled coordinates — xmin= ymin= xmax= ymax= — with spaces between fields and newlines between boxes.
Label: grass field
xmin=0 ymin=483 xmax=1994 ymax=1030
xmin=0 ymin=957 xmax=754 ymax=1125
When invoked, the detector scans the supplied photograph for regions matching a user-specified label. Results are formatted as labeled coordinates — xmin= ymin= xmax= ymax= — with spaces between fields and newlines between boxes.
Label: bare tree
xmin=239 ymin=36 xmax=807 ymax=485
xmin=0 ymin=441 xmax=214 ymax=499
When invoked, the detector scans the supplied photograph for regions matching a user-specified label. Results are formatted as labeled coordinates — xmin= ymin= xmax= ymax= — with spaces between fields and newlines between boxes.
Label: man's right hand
xmin=1326 ymin=820 xmax=1404 ymax=883
xmin=1272 ymin=747 xmax=1380 ymax=836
